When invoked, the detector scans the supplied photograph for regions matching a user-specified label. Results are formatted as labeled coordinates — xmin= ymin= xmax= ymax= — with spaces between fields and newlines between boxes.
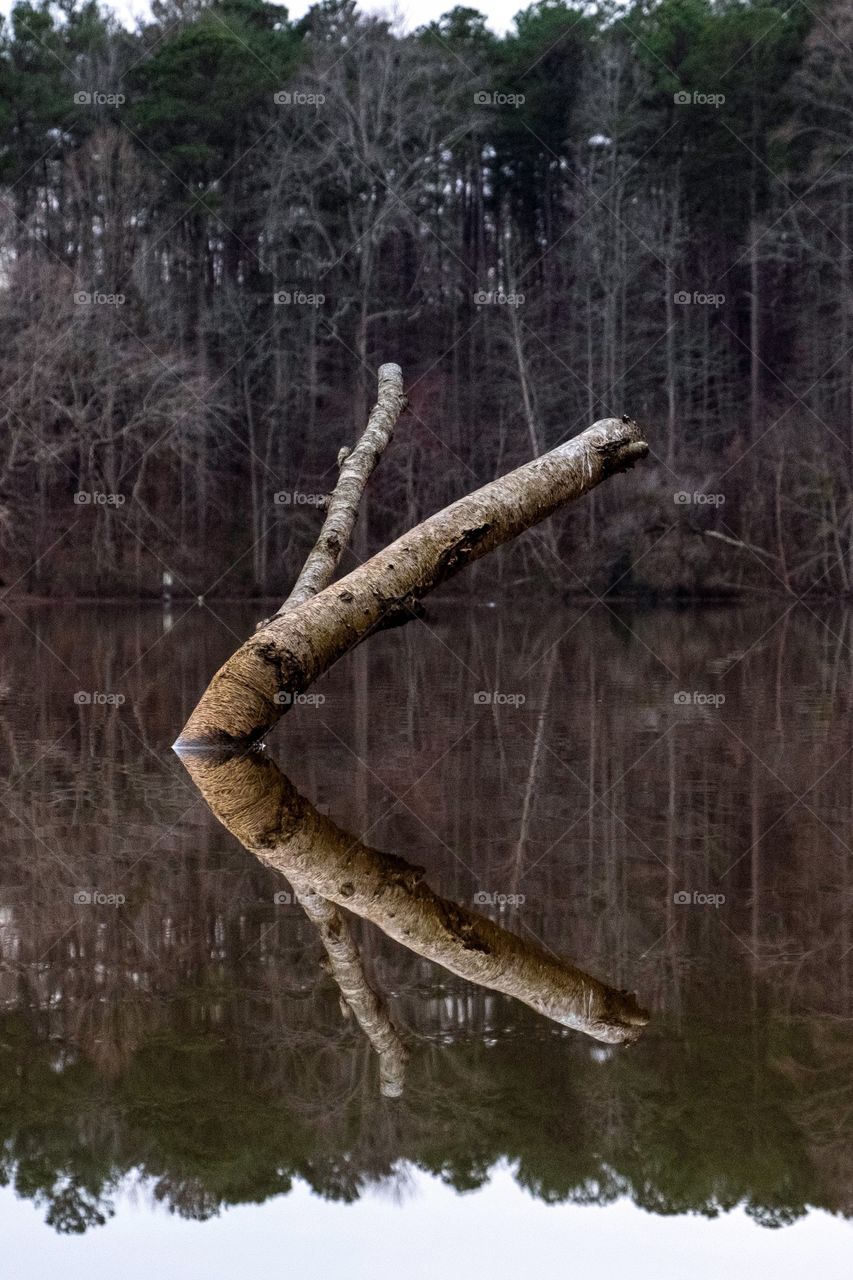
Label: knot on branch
xmin=435 ymin=523 xmax=492 ymax=579
xmin=595 ymin=436 xmax=649 ymax=478
xmin=369 ymin=593 xmax=426 ymax=634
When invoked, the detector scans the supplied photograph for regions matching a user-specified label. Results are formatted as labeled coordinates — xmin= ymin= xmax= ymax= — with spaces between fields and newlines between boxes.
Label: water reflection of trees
xmin=0 ymin=1005 xmax=843 ymax=1232
xmin=1 ymin=601 xmax=853 ymax=1230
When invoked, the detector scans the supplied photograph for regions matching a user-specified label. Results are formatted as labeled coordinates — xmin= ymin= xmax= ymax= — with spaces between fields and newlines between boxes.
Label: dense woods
xmin=1 ymin=0 xmax=852 ymax=599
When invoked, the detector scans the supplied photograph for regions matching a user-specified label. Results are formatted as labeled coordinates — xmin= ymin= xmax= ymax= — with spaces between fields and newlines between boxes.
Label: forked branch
xmin=175 ymin=366 xmax=648 ymax=750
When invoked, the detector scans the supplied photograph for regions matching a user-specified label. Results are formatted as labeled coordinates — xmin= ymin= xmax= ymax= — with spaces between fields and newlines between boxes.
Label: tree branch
xmin=175 ymin=392 xmax=648 ymax=749
xmin=262 ymin=362 xmax=405 ymax=623
xmin=291 ymin=875 xmax=408 ymax=1096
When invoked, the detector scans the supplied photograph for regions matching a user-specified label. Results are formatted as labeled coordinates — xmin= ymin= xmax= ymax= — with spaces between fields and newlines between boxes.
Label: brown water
xmin=1 ymin=598 xmax=852 ymax=1272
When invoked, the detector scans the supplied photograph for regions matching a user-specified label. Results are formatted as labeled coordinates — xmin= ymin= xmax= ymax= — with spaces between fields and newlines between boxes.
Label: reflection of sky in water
xmin=3 ymin=1169 xmax=851 ymax=1280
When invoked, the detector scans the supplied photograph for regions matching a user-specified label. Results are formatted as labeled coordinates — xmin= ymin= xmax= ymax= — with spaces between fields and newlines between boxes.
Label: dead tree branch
xmin=263 ymin=362 xmax=405 ymax=622
xmin=175 ymin=377 xmax=648 ymax=748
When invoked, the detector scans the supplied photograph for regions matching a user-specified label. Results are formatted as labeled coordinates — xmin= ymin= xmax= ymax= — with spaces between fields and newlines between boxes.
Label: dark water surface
xmin=1 ymin=599 xmax=852 ymax=1277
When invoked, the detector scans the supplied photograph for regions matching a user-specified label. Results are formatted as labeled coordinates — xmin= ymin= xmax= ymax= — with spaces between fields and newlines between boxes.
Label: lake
xmin=1 ymin=598 xmax=852 ymax=1277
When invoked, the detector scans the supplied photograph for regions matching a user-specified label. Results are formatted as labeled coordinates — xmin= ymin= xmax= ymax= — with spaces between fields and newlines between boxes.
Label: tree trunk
xmin=175 ymin=405 xmax=648 ymax=749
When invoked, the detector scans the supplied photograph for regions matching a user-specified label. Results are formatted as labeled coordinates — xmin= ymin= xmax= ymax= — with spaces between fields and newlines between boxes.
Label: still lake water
xmin=1 ymin=597 xmax=853 ymax=1277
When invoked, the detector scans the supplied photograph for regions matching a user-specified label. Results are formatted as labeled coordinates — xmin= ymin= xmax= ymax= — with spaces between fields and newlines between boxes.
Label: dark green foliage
xmin=626 ymin=0 xmax=810 ymax=231
xmin=129 ymin=0 xmax=300 ymax=186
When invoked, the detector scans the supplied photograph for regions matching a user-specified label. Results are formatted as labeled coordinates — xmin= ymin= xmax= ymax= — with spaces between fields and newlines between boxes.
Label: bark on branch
xmin=264 ymin=362 xmax=406 ymax=621
xmin=289 ymin=873 xmax=408 ymax=1096
xmin=180 ymin=749 xmax=650 ymax=1045
xmin=252 ymin=365 xmax=408 ymax=1094
xmin=176 ymin=406 xmax=648 ymax=749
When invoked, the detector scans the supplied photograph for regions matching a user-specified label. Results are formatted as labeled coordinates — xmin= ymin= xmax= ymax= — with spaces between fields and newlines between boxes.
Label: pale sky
xmin=3 ymin=1169 xmax=852 ymax=1280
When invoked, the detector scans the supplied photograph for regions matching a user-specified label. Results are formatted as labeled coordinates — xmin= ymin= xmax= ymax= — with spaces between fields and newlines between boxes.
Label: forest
xmin=0 ymin=0 xmax=851 ymax=600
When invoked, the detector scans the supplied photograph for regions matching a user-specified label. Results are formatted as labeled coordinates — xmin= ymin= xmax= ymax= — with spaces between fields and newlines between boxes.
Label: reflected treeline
xmin=0 ymin=1002 xmax=842 ymax=1232
xmin=1 ymin=601 xmax=853 ymax=1230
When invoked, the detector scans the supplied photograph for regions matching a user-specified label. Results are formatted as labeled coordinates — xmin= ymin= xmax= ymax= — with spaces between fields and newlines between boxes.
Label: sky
xmin=3 ymin=1168 xmax=853 ymax=1280
xmin=0 ymin=0 xmax=529 ymax=35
